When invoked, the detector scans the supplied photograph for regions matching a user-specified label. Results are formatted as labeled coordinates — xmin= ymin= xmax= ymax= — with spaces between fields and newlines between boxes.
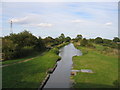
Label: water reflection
xmin=44 ymin=43 xmax=82 ymax=88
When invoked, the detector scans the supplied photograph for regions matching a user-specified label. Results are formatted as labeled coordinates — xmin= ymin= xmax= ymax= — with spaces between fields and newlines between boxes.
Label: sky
xmin=2 ymin=2 xmax=118 ymax=39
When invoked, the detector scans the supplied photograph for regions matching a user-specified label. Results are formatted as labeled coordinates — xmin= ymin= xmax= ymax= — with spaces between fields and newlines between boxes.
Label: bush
xmin=94 ymin=37 xmax=103 ymax=44
xmin=80 ymin=38 xmax=88 ymax=47
xmin=2 ymin=30 xmax=46 ymax=60
xmin=2 ymin=39 xmax=18 ymax=60
xmin=86 ymin=43 xmax=95 ymax=48
xmin=50 ymin=48 xmax=59 ymax=55
xmin=113 ymin=80 xmax=120 ymax=88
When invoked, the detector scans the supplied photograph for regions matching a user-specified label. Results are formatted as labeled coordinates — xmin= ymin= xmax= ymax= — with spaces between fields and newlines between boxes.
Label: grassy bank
xmin=56 ymin=42 xmax=70 ymax=49
xmin=2 ymin=51 xmax=44 ymax=65
xmin=2 ymin=42 xmax=69 ymax=88
xmin=2 ymin=42 xmax=69 ymax=65
xmin=2 ymin=48 xmax=61 ymax=88
xmin=72 ymin=43 xmax=118 ymax=88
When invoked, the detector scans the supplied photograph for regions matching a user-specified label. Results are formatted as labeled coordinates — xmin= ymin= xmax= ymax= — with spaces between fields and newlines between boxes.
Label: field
xmin=72 ymin=43 xmax=118 ymax=88
xmin=2 ymin=48 xmax=60 ymax=88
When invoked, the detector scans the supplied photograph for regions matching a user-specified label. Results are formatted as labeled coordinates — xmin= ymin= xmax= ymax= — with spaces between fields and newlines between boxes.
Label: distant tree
xmin=59 ymin=33 xmax=65 ymax=39
xmin=58 ymin=33 xmax=65 ymax=43
xmin=94 ymin=37 xmax=103 ymax=44
xmin=35 ymin=36 xmax=46 ymax=51
xmin=65 ymin=36 xmax=71 ymax=42
xmin=102 ymin=39 xmax=112 ymax=46
xmin=80 ymin=38 xmax=88 ymax=46
xmin=113 ymin=37 xmax=120 ymax=43
xmin=54 ymin=38 xmax=61 ymax=45
xmin=89 ymin=38 xmax=95 ymax=43
xmin=76 ymin=34 xmax=82 ymax=40
xmin=43 ymin=36 xmax=55 ymax=47
xmin=44 ymin=36 xmax=54 ymax=43
xmin=103 ymin=39 xmax=112 ymax=44
xmin=75 ymin=34 xmax=82 ymax=42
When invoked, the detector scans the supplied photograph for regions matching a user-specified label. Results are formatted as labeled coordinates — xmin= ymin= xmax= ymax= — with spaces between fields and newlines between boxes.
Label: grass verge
xmin=72 ymin=43 xmax=118 ymax=88
xmin=2 ymin=48 xmax=60 ymax=88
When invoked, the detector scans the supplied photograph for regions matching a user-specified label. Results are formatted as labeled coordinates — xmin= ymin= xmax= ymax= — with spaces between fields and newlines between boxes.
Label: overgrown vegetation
xmin=2 ymin=31 xmax=71 ymax=61
xmin=2 ymin=31 xmax=71 ymax=88
xmin=2 ymin=32 xmax=119 ymax=88
xmin=71 ymin=35 xmax=119 ymax=88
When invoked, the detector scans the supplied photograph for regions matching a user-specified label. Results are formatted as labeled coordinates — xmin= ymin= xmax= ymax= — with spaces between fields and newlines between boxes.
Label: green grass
xmin=2 ymin=51 xmax=44 ymax=65
xmin=2 ymin=48 xmax=60 ymax=88
xmin=56 ymin=42 xmax=70 ymax=49
xmin=72 ymin=44 xmax=118 ymax=88
xmin=2 ymin=42 xmax=69 ymax=65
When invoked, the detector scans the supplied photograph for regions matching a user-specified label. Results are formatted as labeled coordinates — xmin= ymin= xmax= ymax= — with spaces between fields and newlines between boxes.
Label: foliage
xmin=59 ymin=33 xmax=65 ymax=40
xmin=73 ymin=34 xmax=82 ymax=42
xmin=94 ymin=37 xmax=103 ymax=44
xmin=80 ymin=38 xmax=88 ymax=46
xmin=2 ymin=38 xmax=18 ymax=60
xmin=76 ymin=34 xmax=82 ymax=39
xmin=65 ymin=36 xmax=71 ymax=42
xmin=2 ymin=30 xmax=46 ymax=60
xmin=113 ymin=80 xmax=120 ymax=88
xmin=113 ymin=37 xmax=120 ymax=43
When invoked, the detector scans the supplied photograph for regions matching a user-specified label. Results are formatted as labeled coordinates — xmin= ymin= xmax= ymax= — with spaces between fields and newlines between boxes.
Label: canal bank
xmin=43 ymin=43 xmax=82 ymax=88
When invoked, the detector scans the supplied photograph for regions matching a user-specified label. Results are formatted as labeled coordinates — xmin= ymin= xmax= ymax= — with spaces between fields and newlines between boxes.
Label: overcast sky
xmin=2 ymin=2 xmax=118 ymax=39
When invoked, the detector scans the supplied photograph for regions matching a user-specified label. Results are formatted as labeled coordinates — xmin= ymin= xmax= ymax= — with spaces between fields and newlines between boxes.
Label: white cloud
xmin=10 ymin=17 xmax=28 ymax=24
xmin=71 ymin=19 xmax=85 ymax=23
xmin=105 ymin=22 xmax=112 ymax=26
xmin=4 ymin=2 xmax=117 ymax=39
xmin=36 ymin=23 xmax=53 ymax=27
xmin=8 ymin=14 xmax=54 ymax=28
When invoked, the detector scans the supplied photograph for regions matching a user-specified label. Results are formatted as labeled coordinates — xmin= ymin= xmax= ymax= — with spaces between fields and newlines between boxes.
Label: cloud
xmin=3 ymin=2 xmax=117 ymax=39
xmin=71 ymin=19 xmax=85 ymax=23
xmin=35 ymin=23 xmax=53 ymax=27
xmin=105 ymin=22 xmax=112 ymax=26
xmin=9 ymin=16 xmax=30 ymax=24
xmin=8 ymin=14 xmax=54 ymax=28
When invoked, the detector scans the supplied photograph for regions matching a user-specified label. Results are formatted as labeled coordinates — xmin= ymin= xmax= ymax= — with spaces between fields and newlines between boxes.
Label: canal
xmin=44 ymin=43 xmax=82 ymax=88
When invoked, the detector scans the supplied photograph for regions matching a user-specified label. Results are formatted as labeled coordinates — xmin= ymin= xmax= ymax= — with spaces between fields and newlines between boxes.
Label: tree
xmin=65 ymin=36 xmax=71 ymax=42
xmin=35 ymin=36 xmax=46 ymax=51
xmin=76 ymin=34 xmax=82 ymax=39
xmin=89 ymin=38 xmax=95 ymax=43
xmin=43 ymin=36 xmax=55 ymax=47
xmin=94 ymin=37 xmax=103 ymax=44
xmin=58 ymin=33 xmax=65 ymax=43
xmin=75 ymin=34 xmax=83 ymax=42
xmin=2 ymin=30 xmax=46 ymax=60
xmin=59 ymin=33 xmax=65 ymax=39
xmin=113 ymin=37 xmax=120 ymax=43
xmin=80 ymin=38 xmax=88 ymax=46
xmin=2 ymin=38 xmax=18 ymax=60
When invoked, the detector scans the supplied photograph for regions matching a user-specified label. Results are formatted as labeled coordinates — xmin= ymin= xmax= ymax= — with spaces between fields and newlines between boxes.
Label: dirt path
xmin=1 ymin=57 xmax=35 ymax=68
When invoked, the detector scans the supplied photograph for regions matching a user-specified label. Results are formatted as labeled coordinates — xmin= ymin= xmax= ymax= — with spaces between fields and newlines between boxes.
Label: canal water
xmin=44 ymin=43 xmax=82 ymax=88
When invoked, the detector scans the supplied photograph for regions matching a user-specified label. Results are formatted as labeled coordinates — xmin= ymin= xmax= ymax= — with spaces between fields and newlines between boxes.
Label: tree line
xmin=2 ymin=30 xmax=71 ymax=60
xmin=2 ymin=31 xmax=120 ymax=61
xmin=73 ymin=34 xmax=120 ymax=49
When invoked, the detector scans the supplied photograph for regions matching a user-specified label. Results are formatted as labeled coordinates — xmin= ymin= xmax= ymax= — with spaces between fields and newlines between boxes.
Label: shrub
xmin=80 ymin=38 xmax=88 ymax=47
xmin=113 ymin=80 xmax=120 ymax=88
